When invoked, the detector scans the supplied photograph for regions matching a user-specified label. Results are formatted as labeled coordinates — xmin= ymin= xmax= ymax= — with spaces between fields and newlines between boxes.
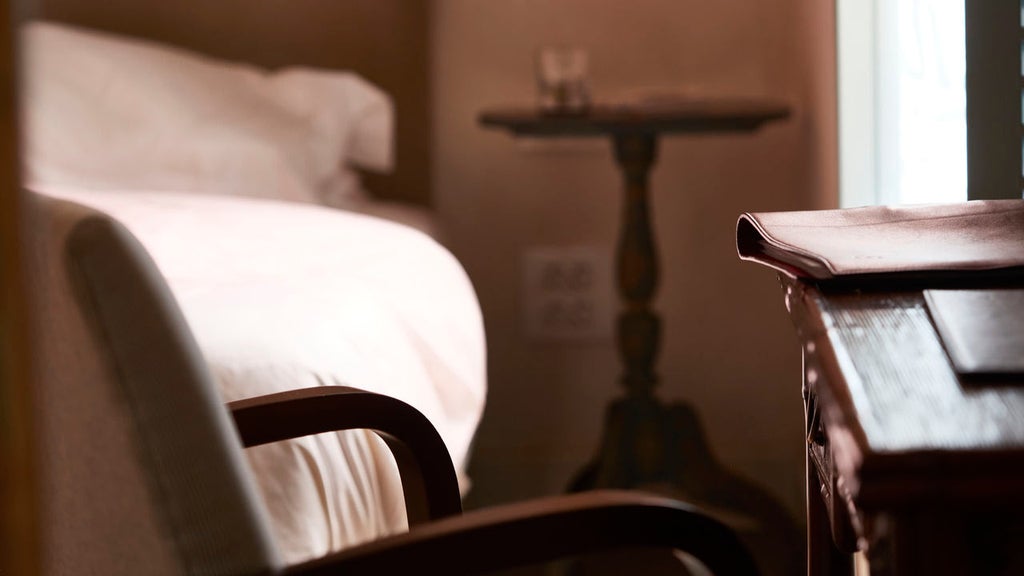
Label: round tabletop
xmin=479 ymin=96 xmax=791 ymax=137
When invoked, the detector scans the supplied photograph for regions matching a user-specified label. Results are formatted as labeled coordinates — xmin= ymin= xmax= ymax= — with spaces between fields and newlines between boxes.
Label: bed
xmin=22 ymin=4 xmax=487 ymax=565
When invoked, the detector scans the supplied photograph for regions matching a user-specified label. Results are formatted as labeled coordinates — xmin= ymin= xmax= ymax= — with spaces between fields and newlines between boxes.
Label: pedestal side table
xmin=480 ymin=98 xmax=795 ymax=572
xmin=480 ymin=98 xmax=788 ymax=482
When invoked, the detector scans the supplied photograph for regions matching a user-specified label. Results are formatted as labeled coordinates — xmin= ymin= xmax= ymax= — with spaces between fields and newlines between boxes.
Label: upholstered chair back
xmin=30 ymin=194 xmax=282 ymax=575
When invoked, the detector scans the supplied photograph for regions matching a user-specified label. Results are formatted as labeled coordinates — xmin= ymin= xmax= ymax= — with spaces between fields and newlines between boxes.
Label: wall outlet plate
xmin=522 ymin=245 xmax=614 ymax=341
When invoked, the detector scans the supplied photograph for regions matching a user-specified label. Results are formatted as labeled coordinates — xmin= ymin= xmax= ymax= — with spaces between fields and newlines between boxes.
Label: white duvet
xmin=36 ymin=187 xmax=487 ymax=563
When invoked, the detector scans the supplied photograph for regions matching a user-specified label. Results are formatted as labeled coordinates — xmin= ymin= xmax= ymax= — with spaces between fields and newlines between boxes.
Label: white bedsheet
xmin=36 ymin=187 xmax=487 ymax=563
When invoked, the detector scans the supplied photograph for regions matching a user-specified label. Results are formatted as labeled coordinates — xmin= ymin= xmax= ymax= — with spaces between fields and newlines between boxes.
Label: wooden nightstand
xmin=782 ymin=277 xmax=1024 ymax=575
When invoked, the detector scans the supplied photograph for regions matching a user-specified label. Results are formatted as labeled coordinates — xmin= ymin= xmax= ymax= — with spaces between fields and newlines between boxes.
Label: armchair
xmin=31 ymin=193 xmax=758 ymax=575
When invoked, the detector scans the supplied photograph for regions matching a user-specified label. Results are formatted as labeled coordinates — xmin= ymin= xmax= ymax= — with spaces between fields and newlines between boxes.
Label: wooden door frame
xmin=0 ymin=0 xmax=38 ymax=572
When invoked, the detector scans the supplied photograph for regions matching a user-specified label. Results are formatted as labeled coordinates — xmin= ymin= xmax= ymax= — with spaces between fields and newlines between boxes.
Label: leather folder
xmin=925 ymin=289 xmax=1024 ymax=380
xmin=736 ymin=199 xmax=1024 ymax=285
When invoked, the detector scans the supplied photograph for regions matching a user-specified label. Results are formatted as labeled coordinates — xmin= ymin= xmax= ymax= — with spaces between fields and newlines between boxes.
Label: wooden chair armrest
xmin=228 ymin=386 xmax=462 ymax=525
xmin=282 ymin=490 xmax=758 ymax=575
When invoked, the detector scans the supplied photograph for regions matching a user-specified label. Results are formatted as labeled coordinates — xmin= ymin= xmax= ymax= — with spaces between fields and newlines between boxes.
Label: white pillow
xmin=270 ymin=68 xmax=393 ymax=174
xmin=21 ymin=21 xmax=394 ymax=204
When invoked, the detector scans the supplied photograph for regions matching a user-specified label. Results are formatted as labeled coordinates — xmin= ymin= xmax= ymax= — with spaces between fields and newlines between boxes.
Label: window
xmin=837 ymin=0 xmax=967 ymax=207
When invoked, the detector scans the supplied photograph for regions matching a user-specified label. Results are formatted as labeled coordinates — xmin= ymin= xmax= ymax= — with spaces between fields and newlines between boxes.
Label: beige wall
xmin=432 ymin=0 xmax=836 ymax=520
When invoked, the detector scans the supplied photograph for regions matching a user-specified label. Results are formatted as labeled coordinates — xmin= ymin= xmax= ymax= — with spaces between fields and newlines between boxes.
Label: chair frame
xmin=229 ymin=385 xmax=760 ymax=575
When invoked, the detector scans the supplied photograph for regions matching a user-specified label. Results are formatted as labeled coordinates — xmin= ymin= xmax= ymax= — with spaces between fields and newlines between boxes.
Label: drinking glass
xmin=535 ymin=46 xmax=591 ymax=113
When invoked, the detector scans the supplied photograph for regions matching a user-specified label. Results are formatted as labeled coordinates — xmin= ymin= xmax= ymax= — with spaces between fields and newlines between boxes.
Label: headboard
xmin=32 ymin=0 xmax=432 ymax=207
